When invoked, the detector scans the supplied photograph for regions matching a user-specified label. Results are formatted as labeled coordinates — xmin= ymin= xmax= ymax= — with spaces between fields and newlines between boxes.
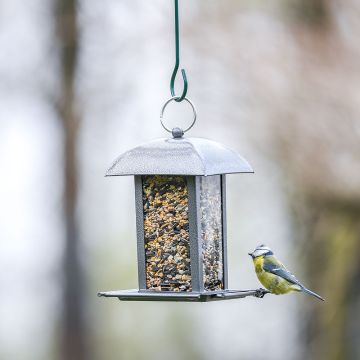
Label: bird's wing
xmin=262 ymin=256 xmax=301 ymax=286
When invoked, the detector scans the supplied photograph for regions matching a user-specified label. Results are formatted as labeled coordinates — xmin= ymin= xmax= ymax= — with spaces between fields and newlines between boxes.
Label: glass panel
xmin=200 ymin=175 xmax=224 ymax=291
xmin=142 ymin=176 xmax=191 ymax=292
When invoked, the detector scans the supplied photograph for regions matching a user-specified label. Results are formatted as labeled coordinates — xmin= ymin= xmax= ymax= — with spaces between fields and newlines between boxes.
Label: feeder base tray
xmin=97 ymin=288 xmax=269 ymax=302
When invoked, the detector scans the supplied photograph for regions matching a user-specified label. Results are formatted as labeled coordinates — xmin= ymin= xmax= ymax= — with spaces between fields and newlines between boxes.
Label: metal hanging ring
xmin=160 ymin=96 xmax=197 ymax=134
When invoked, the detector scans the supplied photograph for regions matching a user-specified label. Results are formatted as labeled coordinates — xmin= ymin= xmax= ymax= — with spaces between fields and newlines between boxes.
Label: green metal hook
xmin=170 ymin=0 xmax=188 ymax=102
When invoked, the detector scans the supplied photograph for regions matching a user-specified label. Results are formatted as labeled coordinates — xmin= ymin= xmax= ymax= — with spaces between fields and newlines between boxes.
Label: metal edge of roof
xmin=105 ymin=137 xmax=253 ymax=176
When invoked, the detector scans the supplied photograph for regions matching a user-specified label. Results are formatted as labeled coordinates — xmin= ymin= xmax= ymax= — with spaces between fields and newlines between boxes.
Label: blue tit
xmin=249 ymin=244 xmax=324 ymax=301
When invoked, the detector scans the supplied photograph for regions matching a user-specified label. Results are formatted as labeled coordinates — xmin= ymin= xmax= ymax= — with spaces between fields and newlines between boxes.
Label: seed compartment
xmin=199 ymin=176 xmax=224 ymax=291
xmin=142 ymin=175 xmax=191 ymax=292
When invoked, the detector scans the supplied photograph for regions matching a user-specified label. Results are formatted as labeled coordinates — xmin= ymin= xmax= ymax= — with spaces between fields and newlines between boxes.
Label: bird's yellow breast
xmin=253 ymin=256 xmax=264 ymax=274
xmin=253 ymin=256 xmax=299 ymax=295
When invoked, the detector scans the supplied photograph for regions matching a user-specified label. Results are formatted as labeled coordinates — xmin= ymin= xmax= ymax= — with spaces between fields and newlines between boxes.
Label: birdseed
xmin=142 ymin=175 xmax=191 ymax=292
xmin=199 ymin=175 xmax=224 ymax=291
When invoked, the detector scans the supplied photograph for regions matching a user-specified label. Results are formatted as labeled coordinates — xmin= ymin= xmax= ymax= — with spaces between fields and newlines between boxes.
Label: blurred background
xmin=1 ymin=0 xmax=359 ymax=359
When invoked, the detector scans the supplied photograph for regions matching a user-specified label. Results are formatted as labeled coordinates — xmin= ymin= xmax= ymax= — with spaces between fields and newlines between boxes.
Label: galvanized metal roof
xmin=106 ymin=137 xmax=253 ymax=176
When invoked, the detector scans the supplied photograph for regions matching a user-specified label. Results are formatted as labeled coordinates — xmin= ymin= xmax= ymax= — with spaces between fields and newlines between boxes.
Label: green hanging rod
xmin=170 ymin=0 xmax=188 ymax=102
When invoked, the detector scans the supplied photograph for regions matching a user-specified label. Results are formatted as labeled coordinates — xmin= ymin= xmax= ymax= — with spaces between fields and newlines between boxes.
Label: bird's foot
xmin=255 ymin=288 xmax=270 ymax=298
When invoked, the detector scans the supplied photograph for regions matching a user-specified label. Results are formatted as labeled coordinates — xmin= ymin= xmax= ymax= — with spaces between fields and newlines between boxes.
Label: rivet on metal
xmin=172 ymin=127 xmax=184 ymax=138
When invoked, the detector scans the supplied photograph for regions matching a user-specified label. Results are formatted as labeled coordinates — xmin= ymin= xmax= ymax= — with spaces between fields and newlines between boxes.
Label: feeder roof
xmin=106 ymin=137 xmax=253 ymax=176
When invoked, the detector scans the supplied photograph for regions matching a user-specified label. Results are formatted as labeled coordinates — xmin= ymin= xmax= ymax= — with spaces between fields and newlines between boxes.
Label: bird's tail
xmin=301 ymin=286 xmax=324 ymax=301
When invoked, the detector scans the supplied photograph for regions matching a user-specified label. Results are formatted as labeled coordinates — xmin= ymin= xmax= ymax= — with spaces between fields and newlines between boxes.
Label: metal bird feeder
xmin=98 ymin=1 xmax=267 ymax=302
xmin=98 ymin=99 xmax=268 ymax=302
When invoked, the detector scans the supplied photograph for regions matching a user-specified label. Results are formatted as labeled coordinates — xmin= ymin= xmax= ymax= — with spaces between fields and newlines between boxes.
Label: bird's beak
xmin=248 ymin=252 xmax=253 ymax=257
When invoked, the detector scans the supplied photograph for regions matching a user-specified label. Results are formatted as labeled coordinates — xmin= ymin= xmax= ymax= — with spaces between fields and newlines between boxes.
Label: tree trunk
xmin=297 ymin=198 xmax=360 ymax=360
xmin=55 ymin=1 xmax=88 ymax=359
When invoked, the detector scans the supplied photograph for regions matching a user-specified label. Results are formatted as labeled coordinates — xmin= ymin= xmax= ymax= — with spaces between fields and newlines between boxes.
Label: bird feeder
xmin=98 ymin=98 xmax=268 ymax=302
xmin=98 ymin=2 xmax=268 ymax=302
